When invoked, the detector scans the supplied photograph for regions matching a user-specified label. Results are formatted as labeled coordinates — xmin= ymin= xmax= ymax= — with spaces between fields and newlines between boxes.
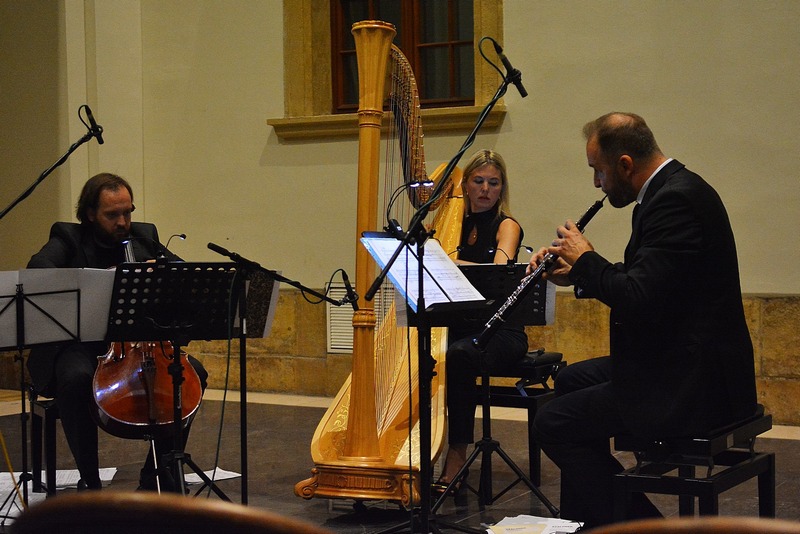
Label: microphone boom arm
xmin=1 ymin=128 xmax=94 ymax=221
xmin=207 ymin=242 xmax=344 ymax=306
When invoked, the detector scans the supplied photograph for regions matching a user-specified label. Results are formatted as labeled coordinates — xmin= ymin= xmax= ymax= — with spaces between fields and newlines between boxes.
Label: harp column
xmin=342 ymin=20 xmax=396 ymax=462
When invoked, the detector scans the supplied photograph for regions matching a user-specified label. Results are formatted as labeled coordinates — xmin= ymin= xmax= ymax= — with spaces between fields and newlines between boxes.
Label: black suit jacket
xmin=26 ymin=222 xmax=177 ymax=394
xmin=569 ymin=160 xmax=756 ymax=438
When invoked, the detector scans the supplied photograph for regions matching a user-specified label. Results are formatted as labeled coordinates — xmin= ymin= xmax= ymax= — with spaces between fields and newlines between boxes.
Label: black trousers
xmin=51 ymin=341 xmax=208 ymax=488
xmin=530 ymin=356 xmax=660 ymax=528
xmin=445 ymin=328 xmax=527 ymax=445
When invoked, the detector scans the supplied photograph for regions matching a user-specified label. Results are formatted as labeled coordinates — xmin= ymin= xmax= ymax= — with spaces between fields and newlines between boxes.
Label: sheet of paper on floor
xmin=486 ymin=515 xmax=582 ymax=534
xmin=184 ymin=467 xmax=240 ymax=484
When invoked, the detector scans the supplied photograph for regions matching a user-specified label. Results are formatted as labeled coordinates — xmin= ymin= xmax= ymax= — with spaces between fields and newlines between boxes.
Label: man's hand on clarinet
xmin=527 ymin=219 xmax=594 ymax=287
xmin=528 ymin=247 xmax=572 ymax=286
xmin=550 ymin=218 xmax=594 ymax=265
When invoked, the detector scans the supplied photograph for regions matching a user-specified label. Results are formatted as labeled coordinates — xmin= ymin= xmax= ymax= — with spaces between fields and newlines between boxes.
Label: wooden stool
xmin=30 ymin=397 xmax=59 ymax=496
xmin=479 ymin=349 xmax=565 ymax=485
xmin=612 ymin=405 xmax=775 ymax=520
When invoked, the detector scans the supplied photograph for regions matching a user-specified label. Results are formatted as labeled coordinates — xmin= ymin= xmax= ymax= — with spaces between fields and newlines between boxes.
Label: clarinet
xmin=473 ymin=195 xmax=607 ymax=349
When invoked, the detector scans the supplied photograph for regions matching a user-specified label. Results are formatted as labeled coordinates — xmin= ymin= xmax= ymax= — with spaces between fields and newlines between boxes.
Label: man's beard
xmin=606 ymin=172 xmax=638 ymax=209
xmin=94 ymin=225 xmax=130 ymax=247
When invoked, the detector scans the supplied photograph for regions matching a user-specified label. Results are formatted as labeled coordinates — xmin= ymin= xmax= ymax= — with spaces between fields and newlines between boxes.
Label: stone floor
xmin=0 ymin=389 xmax=798 ymax=532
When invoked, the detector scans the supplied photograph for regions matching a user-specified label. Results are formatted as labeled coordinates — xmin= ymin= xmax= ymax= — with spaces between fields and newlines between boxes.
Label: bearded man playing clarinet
xmin=529 ymin=112 xmax=756 ymax=529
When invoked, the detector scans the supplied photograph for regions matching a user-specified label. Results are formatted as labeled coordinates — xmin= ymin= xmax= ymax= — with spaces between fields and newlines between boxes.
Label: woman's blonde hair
xmin=460 ymin=149 xmax=512 ymax=217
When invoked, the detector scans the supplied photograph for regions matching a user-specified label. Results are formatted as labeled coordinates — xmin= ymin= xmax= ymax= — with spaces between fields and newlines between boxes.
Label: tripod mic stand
xmin=431 ymin=351 xmax=559 ymax=515
xmin=107 ymin=261 xmax=240 ymax=500
xmin=161 ymin=335 xmax=230 ymax=500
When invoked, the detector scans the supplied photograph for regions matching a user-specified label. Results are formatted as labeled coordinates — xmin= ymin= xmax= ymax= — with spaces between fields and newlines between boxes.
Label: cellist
xmin=26 ymin=172 xmax=208 ymax=492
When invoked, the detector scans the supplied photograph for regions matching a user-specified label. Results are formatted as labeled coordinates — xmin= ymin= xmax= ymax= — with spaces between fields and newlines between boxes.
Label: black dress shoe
xmin=77 ymin=478 xmax=102 ymax=491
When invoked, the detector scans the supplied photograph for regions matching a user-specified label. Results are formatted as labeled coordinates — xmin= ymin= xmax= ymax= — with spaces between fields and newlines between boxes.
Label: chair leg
xmin=44 ymin=407 xmax=57 ymax=496
xmin=758 ymin=453 xmax=776 ymax=517
xmin=527 ymin=405 xmax=541 ymax=486
xmin=31 ymin=409 xmax=43 ymax=493
xmin=678 ymin=465 xmax=695 ymax=516
xmin=612 ymin=474 xmax=631 ymax=521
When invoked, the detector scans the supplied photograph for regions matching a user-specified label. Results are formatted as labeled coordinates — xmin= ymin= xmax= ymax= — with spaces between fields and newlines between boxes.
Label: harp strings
xmin=373 ymin=47 xmax=426 ymax=436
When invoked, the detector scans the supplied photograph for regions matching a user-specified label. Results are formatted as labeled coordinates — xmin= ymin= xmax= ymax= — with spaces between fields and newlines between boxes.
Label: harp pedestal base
xmin=294 ymin=464 xmax=421 ymax=508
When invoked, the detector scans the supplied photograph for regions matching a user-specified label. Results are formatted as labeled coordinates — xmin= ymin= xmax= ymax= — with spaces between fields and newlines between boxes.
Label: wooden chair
xmin=9 ymin=491 xmax=334 ymax=534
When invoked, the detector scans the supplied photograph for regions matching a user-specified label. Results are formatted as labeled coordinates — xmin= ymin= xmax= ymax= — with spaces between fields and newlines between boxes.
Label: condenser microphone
xmin=341 ymin=270 xmax=359 ymax=311
xmin=492 ymin=42 xmax=528 ymax=98
xmin=84 ymin=105 xmax=105 ymax=145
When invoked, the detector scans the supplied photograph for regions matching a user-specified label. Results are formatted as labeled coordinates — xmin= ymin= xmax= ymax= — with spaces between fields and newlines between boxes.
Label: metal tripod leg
xmin=432 ymin=371 xmax=559 ymax=516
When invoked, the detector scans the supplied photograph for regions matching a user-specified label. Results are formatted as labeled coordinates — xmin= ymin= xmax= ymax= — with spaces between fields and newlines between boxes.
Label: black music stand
xmin=106 ymin=261 xmax=238 ymax=500
xmin=363 ymin=235 xmax=486 ymax=534
xmin=431 ymin=264 xmax=559 ymax=515
xmin=455 ymin=263 xmax=552 ymax=329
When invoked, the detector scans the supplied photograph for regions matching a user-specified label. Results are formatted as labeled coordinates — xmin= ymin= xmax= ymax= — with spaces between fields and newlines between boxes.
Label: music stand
xmin=456 ymin=263 xmax=554 ymax=329
xmin=106 ymin=261 xmax=238 ymax=500
xmin=431 ymin=264 xmax=559 ymax=515
xmin=362 ymin=236 xmax=487 ymax=534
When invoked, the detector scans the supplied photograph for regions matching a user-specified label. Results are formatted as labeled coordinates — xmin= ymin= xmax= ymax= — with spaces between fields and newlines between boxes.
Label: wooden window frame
xmin=268 ymin=0 xmax=505 ymax=140
xmin=330 ymin=1 xmax=474 ymax=113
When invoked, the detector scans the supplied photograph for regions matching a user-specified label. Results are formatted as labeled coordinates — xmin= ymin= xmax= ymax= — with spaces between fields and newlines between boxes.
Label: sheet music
xmin=0 ymin=269 xmax=114 ymax=348
xmin=361 ymin=236 xmax=484 ymax=312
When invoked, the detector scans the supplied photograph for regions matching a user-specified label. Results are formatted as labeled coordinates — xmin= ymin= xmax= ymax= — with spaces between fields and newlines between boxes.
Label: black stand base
xmin=432 ymin=369 xmax=560 ymax=518
xmin=1 ymin=353 xmax=32 ymax=520
xmin=433 ymin=437 xmax=559 ymax=516
xmin=157 ymin=449 xmax=231 ymax=501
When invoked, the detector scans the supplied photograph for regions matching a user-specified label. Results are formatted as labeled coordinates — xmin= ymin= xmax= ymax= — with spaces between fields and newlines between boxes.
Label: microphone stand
xmin=0 ymin=128 xmax=97 ymax=221
xmin=371 ymin=73 xmax=516 ymax=534
xmin=206 ymin=244 xmax=347 ymax=504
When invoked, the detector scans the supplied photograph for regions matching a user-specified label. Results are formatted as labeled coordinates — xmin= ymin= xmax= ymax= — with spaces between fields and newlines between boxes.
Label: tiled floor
xmin=0 ymin=389 xmax=798 ymax=532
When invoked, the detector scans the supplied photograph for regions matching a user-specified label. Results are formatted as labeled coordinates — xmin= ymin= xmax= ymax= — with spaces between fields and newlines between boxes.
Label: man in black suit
xmin=529 ymin=112 xmax=756 ymax=527
xmin=27 ymin=172 xmax=207 ymax=491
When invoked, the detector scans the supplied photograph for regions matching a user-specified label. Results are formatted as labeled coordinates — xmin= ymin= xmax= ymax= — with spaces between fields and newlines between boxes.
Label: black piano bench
xmin=479 ymin=349 xmax=565 ymax=485
xmin=30 ymin=396 xmax=60 ymax=496
xmin=612 ymin=405 xmax=775 ymax=520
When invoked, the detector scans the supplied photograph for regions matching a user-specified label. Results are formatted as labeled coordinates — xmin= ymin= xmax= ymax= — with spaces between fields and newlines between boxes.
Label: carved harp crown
xmin=295 ymin=20 xmax=463 ymax=507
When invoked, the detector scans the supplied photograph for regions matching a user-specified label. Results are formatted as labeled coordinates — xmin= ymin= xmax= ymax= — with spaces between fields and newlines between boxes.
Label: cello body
xmin=92 ymin=341 xmax=202 ymax=440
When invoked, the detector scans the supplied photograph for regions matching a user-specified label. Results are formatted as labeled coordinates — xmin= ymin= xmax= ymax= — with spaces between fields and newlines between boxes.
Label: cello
xmin=92 ymin=340 xmax=202 ymax=440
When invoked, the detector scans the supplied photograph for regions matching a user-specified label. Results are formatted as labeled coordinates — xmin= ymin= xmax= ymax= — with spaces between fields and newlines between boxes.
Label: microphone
xmin=340 ymin=270 xmax=359 ymax=311
xmin=207 ymin=242 xmax=262 ymax=271
xmin=492 ymin=42 xmax=528 ymax=98
xmin=84 ymin=105 xmax=105 ymax=145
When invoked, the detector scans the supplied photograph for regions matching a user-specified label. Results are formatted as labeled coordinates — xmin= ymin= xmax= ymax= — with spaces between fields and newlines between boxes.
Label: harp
xmin=294 ymin=21 xmax=464 ymax=506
